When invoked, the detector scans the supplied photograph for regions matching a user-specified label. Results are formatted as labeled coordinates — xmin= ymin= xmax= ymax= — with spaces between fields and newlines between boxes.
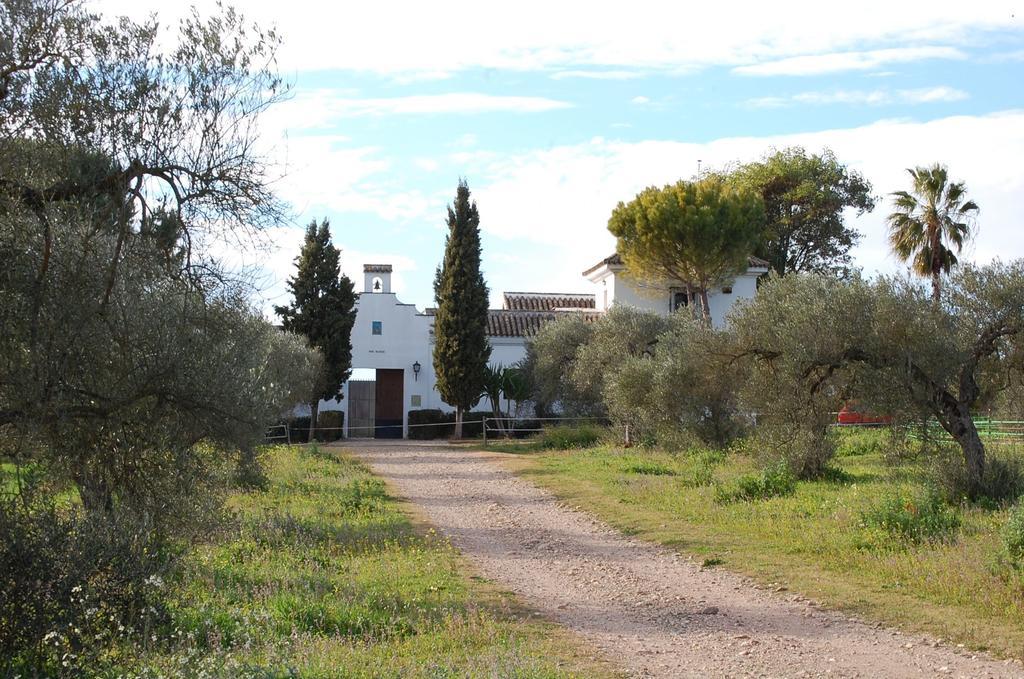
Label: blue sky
xmin=99 ymin=0 xmax=1024 ymax=312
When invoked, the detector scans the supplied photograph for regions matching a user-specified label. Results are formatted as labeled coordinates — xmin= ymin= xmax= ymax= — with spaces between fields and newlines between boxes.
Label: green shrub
xmin=714 ymin=462 xmax=796 ymax=503
xmin=1002 ymin=503 xmax=1024 ymax=569
xmin=538 ymin=424 xmax=603 ymax=450
xmin=316 ymin=410 xmax=345 ymax=442
xmin=283 ymin=416 xmax=311 ymax=443
xmin=687 ymin=465 xmax=715 ymax=487
xmin=0 ymin=499 xmax=173 ymax=672
xmin=408 ymin=409 xmax=452 ymax=439
xmin=860 ymin=490 xmax=961 ymax=545
xmin=460 ymin=411 xmax=493 ymax=438
xmin=407 ymin=410 xmax=495 ymax=439
xmin=929 ymin=447 xmax=1024 ymax=505
xmin=754 ymin=425 xmax=837 ymax=480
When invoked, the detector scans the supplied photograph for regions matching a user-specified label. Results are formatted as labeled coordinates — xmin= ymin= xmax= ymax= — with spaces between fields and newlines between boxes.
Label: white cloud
xmin=987 ymin=48 xmax=1024 ymax=62
xmin=259 ymin=131 xmax=443 ymax=225
xmin=451 ymin=133 xmax=478 ymax=148
xmin=631 ymin=96 xmax=651 ymax=105
xmin=414 ymin=158 xmax=440 ymax=172
xmin=302 ymin=93 xmax=573 ymax=118
xmin=899 ymin=86 xmax=970 ymax=103
xmin=94 ymin=0 xmax=1019 ymax=76
xmin=247 ymin=229 xmax=421 ymax=317
xmin=733 ymin=46 xmax=967 ymax=76
xmin=388 ymin=70 xmax=453 ymax=84
xmin=747 ymin=86 xmax=969 ymax=108
xmin=551 ymin=70 xmax=646 ymax=80
xmin=469 ymin=111 xmax=1024 ymax=295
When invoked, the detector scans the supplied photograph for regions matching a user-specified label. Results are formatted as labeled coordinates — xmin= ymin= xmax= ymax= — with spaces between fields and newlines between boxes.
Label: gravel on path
xmin=346 ymin=440 xmax=1023 ymax=679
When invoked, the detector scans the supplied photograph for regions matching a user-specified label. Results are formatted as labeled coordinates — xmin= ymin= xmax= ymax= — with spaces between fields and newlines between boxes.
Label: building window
xmin=411 ymin=395 xmax=422 ymax=407
xmin=721 ymin=285 xmax=733 ymax=294
xmin=372 ymin=320 xmax=382 ymax=335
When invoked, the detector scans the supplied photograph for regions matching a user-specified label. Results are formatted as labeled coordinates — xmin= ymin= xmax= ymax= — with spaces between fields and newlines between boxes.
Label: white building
xmin=322 ymin=255 xmax=769 ymax=438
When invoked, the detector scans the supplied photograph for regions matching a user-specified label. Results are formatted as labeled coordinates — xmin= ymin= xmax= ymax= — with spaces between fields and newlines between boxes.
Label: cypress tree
xmin=433 ymin=180 xmax=491 ymax=438
xmin=274 ymin=219 xmax=357 ymax=440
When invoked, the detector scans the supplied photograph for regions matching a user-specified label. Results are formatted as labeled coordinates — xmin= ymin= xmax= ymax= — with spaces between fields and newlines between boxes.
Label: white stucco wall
xmin=705 ymin=271 xmax=760 ymax=327
xmin=304 ymin=260 xmax=762 ymax=438
xmin=311 ymin=289 xmax=530 ymax=437
xmin=488 ymin=338 xmax=528 ymax=370
xmin=600 ymin=267 xmax=764 ymax=328
xmin=311 ymin=290 xmax=438 ymax=437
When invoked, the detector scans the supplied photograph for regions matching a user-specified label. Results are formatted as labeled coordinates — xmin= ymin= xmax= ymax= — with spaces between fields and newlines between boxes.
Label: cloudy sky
xmin=99 ymin=0 xmax=1024 ymax=312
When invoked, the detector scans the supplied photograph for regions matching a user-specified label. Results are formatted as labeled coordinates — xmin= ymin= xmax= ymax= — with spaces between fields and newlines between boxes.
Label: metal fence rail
xmin=908 ymin=419 xmax=1024 ymax=441
xmin=482 ymin=416 xmax=611 ymax=446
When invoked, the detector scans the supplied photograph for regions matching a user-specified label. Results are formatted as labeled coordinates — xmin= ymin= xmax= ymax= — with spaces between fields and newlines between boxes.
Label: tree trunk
xmin=309 ymin=400 xmax=319 ymax=443
xmin=686 ymin=282 xmax=698 ymax=322
xmin=946 ymin=406 xmax=986 ymax=497
xmin=453 ymin=407 xmax=463 ymax=439
xmin=930 ymin=223 xmax=942 ymax=304
xmin=73 ymin=462 xmax=114 ymax=515
xmin=698 ymin=287 xmax=712 ymax=327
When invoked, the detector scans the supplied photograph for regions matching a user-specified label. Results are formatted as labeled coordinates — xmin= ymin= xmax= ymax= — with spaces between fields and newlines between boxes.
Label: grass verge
xmin=501 ymin=432 xmax=1024 ymax=659
xmin=120 ymin=445 xmax=607 ymax=677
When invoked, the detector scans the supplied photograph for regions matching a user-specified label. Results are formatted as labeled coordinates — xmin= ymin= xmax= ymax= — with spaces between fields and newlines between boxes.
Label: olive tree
xmin=524 ymin=313 xmax=597 ymax=416
xmin=0 ymin=1 xmax=316 ymax=516
xmin=730 ymin=263 xmax=1024 ymax=492
xmin=603 ymin=313 xmax=746 ymax=449
xmin=0 ymin=0 xmax=287 ymax=303
xmin=572 ymin=306 xmax=668 ymax=409
xmin=1 ymin=207 xmax=320 ymax=516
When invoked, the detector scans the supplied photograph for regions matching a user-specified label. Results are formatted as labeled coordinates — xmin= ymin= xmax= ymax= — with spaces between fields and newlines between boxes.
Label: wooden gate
xmin=347 ymin=380 xmax=375 ymax=438
xmin=374 ymin=369 xmax=404 ymax=439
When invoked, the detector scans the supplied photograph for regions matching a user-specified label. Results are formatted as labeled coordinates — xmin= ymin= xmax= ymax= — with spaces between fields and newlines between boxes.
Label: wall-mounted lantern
xmin=412 ymin=361 xmax=421 ymax=381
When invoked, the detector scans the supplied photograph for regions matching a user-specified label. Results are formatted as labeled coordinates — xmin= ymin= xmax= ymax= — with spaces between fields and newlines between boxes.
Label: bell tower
xmin=363 ymin=264 xmax=392 ymax=294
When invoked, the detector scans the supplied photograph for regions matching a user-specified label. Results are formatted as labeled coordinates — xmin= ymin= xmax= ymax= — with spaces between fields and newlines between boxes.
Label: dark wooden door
xmin=374 ymin=369 xmax=404 ymax=438
xmin=347 ymin=380 xmax=375 ymax=438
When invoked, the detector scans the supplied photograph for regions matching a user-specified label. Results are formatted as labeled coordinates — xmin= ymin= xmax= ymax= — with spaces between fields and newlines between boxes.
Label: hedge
xmin=275 ymin=411 xmax=345 ymax=443
xmin=407 ymin=410 xmax=493 ymax=439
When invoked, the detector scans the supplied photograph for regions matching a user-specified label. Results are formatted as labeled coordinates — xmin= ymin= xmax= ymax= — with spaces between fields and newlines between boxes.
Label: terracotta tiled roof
xmin=486 ymin=310 xmax=601 ymax=338
xmin=363 ymin=264 xmax=392 ymax=273
xmin=502 ymin=291 xmax=596 ymax=311
xmin=584 ymin=253 xmax=770 ymax=275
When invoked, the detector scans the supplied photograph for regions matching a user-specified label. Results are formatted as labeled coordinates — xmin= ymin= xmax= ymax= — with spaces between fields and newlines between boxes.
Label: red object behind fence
xmin=837 ymin=403 xmax=892 ymax=426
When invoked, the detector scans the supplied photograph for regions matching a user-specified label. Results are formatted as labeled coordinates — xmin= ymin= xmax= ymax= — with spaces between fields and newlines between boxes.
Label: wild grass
xmin=506 ymin=428 xmax=1024 ymax=658
xmin=116 ymin=445 xmax=603 ymax=677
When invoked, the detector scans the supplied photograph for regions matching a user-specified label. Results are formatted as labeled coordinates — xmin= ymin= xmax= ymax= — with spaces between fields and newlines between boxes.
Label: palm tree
xmin=887 ymin=164 xmax=978 ymax=303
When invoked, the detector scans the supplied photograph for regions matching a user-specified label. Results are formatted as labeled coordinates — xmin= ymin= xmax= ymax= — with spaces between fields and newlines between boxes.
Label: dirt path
xmin=346 ymin=441 xmax=1022 ymax=678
